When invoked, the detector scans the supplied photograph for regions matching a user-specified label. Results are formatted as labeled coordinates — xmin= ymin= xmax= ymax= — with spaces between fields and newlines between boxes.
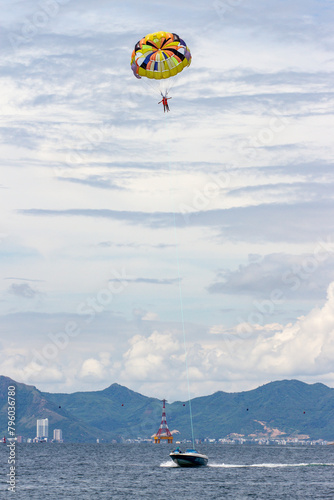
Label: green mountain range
xmin=1 ymin=376 xmax=334 ymax=442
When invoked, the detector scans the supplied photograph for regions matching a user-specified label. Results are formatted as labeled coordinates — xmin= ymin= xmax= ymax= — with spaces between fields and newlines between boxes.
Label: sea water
xmin=1 ymin=443 xmax=333 ymax=499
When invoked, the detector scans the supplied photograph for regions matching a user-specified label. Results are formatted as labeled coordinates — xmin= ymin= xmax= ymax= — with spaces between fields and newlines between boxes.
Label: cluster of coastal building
xmin=209 ymin=437 xmax=331 ymax=446
xmin=6 ymin=418 xmax=63 ymax=443
xmin=121 ymin=436 xmax=331 ymax=446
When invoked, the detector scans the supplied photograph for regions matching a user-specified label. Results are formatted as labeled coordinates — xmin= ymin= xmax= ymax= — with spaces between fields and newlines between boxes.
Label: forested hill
xmin=1 ymin=376 xmax=333 ymax=442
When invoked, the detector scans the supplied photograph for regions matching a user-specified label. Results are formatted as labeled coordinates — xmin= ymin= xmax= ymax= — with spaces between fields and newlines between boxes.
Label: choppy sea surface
xmin=1 ymin=443 xmax=334 ymax=499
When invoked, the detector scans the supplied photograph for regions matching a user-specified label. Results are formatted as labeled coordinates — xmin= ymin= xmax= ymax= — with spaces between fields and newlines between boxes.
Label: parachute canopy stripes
xmin=131 ymin=31 xmax=191 ymax=80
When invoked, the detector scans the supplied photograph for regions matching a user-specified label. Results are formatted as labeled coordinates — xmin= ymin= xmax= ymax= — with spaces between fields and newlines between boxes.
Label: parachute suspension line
xmin=142 ymin=78 xmax=162 ymax=98
xmin=141 ymin=75 xmax=178 ymax=101
xmin=140 ymin=69 xmax=184 ymax=101
xmin=164 ymin=116 xmax=195 ymax=450
xmin=159 ymin=74 xmax=178 ymax=98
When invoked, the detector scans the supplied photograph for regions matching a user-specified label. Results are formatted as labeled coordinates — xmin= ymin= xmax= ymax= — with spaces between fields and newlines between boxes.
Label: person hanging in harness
xmin=158 ymin=93 xmax=172 ymax=112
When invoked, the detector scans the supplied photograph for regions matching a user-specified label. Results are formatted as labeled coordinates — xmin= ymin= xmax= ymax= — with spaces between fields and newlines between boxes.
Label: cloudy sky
xmin=1 ymin=0 xmax=334 ymax=401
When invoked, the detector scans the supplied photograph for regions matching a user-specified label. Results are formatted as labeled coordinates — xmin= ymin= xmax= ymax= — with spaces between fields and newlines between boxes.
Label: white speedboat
xmin=170 ymin=447 xmax=208 ymax=467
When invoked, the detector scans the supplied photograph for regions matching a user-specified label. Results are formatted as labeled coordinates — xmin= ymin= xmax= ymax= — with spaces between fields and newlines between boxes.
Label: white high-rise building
xmin=36 ymin=418 xmax=48 ymax=440
xmin=53 ymin=429 xmax=63 ymax=442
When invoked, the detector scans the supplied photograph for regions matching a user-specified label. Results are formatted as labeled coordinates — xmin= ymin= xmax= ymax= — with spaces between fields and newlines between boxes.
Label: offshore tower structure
xmin=154 ymin=399 xmax=173 ymax=443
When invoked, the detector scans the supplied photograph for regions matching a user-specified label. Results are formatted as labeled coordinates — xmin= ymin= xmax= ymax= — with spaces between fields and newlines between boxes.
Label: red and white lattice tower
xmin=154 ymin=399 xmax=173 ymax=443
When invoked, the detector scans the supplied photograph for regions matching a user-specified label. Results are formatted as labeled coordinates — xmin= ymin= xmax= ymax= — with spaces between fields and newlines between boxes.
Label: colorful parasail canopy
xmin=131 ymin=31 xmax=191 ymax=80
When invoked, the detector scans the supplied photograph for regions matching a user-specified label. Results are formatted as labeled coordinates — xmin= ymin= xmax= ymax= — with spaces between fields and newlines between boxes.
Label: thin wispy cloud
xmin=58 ymin=176 xmax=125 ymax=190
xmin=7 ymin=283 xmax=41 ymax=299
xmin=109 ymin=277 xmax=180 ymax=285
xmin=18 ymin=200 xmax=334 ymax=243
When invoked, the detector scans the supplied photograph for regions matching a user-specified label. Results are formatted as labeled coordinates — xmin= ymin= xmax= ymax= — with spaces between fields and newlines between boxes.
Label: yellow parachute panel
xmin=131 ymin=31 xmax=191 ymax=81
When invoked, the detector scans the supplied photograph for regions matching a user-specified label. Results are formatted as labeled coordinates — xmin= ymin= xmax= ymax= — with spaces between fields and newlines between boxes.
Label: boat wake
xmin=160 ymin=460 xmax=179 ymax=467
xmin=209 ymin=462 xmax=334 ymax=468
xmin=161 ymin=461 xmax=334 ymax=468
